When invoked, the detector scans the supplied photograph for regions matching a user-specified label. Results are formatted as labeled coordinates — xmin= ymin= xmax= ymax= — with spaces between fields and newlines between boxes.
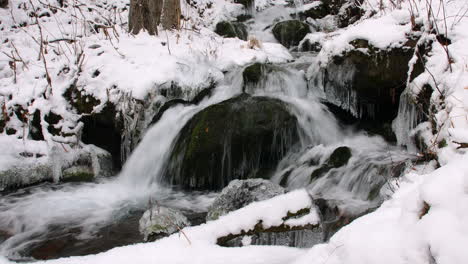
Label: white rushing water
xmin=0 ymin=62 xmax=412 ymax=258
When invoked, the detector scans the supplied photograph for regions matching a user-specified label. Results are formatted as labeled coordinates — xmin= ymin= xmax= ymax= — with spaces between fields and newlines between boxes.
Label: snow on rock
xmin=139 ymin=206 xmax=190 ymax=241
xmin=0 ymin=135 xmax=113 ymax=190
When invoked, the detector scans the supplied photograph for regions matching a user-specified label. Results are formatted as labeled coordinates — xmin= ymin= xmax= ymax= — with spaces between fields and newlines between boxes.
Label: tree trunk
xmin=129 ymin=0 xmax=163 ymax=35
xmin=161 ymin=0 xmax=181 ymax=30
xmin=129 ymin=0 xmax=181 ymax=35
xmin=0 ymin=0 xmax=8 ymax=9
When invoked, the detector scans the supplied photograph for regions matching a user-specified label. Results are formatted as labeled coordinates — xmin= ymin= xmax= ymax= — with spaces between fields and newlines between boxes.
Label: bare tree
xmin=129 ymin=0 xmax=181 ymax=35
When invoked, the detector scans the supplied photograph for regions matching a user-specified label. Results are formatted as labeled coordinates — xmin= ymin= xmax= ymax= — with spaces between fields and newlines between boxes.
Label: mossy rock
xmin=242 ymin=63 xmax=267 ymax=88
xmin=164 ymin=94 xmax=300 ymax=190
xmin=215 ymin=21 xmax=248 ymax=40
xmin=272 ymin=20 xmax=311 ymax=48
xmin=62 ymin=166 xmax=95 ymax=182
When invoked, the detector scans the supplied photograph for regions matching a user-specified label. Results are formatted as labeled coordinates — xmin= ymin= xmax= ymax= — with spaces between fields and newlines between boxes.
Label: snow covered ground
xmin=0 ymin=0 xmax=468 ymax=263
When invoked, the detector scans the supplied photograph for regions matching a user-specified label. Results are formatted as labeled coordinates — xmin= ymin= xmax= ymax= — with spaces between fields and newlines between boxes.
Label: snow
xmin=1 ymin=0 xmax=468 ymax=263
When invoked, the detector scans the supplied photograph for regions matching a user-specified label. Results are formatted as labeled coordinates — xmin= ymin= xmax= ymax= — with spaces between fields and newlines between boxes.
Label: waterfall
xmin=0 ymin=63 xmax=411 ymax=258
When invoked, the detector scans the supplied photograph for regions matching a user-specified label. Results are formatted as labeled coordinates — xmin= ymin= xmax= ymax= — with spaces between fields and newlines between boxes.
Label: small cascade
xmin=0 ymin=61 xmax=413 ymax=258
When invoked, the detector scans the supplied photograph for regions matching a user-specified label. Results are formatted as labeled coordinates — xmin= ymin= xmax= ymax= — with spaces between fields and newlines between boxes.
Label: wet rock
xmin=207 ymin=179 xmax=285 ymax=221
xmin=242 ymin=63 xmax=268 ymax=88
xmin=314 ymin=37 xmax=424 ymax=123
xmin=300 ymin=38 xmax=322 ymax=52
xmin=164 ymin=94 xmax=300 ymax=190
xmin=150 ymin=84 xmax=215 ymax=125
xmin=310 ymin=146 xmax=351 ymax=181
xmin=139 ymin=206 xmax=190 ymax=242
xmin=215 ymin=21 xmax=248 ymax=40
xmin=272 ymin=20 xmax=311 ymax=48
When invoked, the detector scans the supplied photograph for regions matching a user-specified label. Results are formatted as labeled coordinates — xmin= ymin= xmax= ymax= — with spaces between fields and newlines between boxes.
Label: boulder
xmin=215 ymin=21 xmax=248 ymax=40
xmin=312 ymin=38 xmax=424 ymax=124
xmin=272 ymin=20 xmax=311 ymax=48
xmin=163 ymin=94 xmax=300 ymax=190
xmin=207 ymin=179 xmax=285 ymax=221
xmin=310 ymin=146 xmax=351 ymax=181
xmin=139 ymin=206 xmax=190 ymax=241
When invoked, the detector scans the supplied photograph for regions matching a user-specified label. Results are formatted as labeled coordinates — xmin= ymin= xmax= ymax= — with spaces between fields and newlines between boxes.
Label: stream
xmin=0 ymin=2 xmax=417 ymax=261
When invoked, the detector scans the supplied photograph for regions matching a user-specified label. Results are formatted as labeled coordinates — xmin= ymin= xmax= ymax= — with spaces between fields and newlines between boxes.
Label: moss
xmin=62 ymin=171 xmax=95 ymax=182
xmin=438 ymin=139 xmax=447 ymax=149
xmin=272 ymin=20 xmax=311 ymax=48
xmin=164 ymin=94 xmax=300 ymax=190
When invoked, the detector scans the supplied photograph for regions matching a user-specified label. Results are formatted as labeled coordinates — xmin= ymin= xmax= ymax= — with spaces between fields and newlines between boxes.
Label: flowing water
xmin=0 ymin=61 xmax=414 ymax=260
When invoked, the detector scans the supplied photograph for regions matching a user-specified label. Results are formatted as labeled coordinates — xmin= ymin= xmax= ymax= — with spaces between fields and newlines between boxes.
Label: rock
xmin=234 ymin=0 xmax=255 ymax=11
xmin=44 ymin=111 xmax=63 ymax=136
xmin=163 ymin=94 xmax=300 ymax=190
xmin=63 ymin=84 xmax=101 ymax=115
xmin=215 ymin=21 xmax=248 ymax=40
xmin=30 ymin=110 xmax=44 ymax=141
xmin=0 ymin=0 xmax=7 ymax=8
xmin=300 ymin=38 xmax=322 ymax=52
xmin=272 ymin=20 xmax=311 ymax=48
xmin=327 ymin=146 xmax=352 ymax=167
xmin=310 ymin=146 xmax=351 ymax=181
xmin=215 ymin=191 xmax=323 ymax=247
xmin=336 ymin=0 xmax=364 ymax=28
xmin=62 ymin=166 xmax=95 ymax=182
xmin=312 ymin=37 xmax=424 ymax=123
xmin=139 ymin=206 xmax=190 ymax=242
xmin=150 ymin=84 xmax=216 ymax=125
xmin=298 ymin=2 xmax=329 ymax=20
xmin=242 ymin=63 xmax=269 ymax=89
xmin=0 ymin=145 xmax=113 ymax=191
xmin=207 ymin=179 xmax=285 ymax=221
